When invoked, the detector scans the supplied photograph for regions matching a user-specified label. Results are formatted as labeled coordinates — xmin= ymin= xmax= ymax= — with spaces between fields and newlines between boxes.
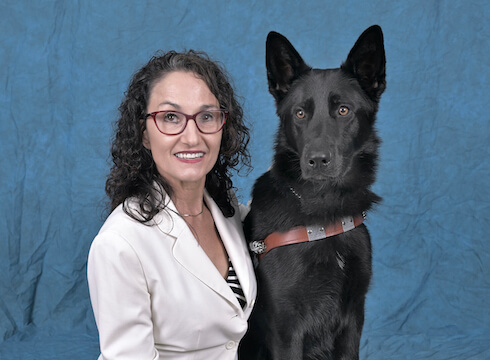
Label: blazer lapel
xmin=156 ymin=193 xmax=240 ymax=310
xmin=204 ymin=191 xmax=255 ymax=311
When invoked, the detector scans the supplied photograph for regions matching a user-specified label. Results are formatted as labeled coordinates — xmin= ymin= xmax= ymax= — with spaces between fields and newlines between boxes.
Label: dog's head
xmin=267 ymin=26 xmax=385 ymax=187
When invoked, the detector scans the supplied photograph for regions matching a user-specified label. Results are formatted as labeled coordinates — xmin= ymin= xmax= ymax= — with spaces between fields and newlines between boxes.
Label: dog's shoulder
xmin=250 ymin=170 xmax=296 ymax=210
xmin=246 ymin=170 xmax=305 ymax=238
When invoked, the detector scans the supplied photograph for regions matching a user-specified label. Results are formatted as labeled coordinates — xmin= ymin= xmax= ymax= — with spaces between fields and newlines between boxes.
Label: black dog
xmin=240 ymin=26 xmax=386 ymax=359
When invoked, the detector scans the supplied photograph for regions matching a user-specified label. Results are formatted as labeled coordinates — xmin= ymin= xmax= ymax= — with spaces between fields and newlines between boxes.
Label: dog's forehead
xmin=292 ymin=69 xmax=361 ymax=99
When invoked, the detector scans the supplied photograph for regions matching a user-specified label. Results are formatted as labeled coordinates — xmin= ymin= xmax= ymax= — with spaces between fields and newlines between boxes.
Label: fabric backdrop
xmin=0 ymin=1 xmax=488 ymax=359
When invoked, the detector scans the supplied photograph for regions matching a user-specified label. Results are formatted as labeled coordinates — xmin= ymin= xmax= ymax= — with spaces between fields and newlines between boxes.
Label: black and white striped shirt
xmin=226 ymin=260 xmax=246 ymax=309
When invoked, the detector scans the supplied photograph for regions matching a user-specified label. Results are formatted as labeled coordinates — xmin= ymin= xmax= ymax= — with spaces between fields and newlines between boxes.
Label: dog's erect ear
xmin=342 ymin=25 xmax=386 ymax=101
xmin=266 ymin=31 xmax=311 ymax=102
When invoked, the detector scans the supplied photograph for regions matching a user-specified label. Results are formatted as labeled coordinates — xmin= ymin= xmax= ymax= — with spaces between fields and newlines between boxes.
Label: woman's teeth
xmin=175 ymin=152 xmax=204 ymax=159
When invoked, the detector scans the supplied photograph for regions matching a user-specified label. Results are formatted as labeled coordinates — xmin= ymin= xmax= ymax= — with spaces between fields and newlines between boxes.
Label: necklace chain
xmin=289 ymin=187 xmax=302 ymax=199
xmin=180 ymin=204 xmax=204 ymax=217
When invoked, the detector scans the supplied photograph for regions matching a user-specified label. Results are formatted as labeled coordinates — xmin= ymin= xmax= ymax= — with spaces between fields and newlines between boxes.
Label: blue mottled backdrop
xmin=0 ymin=1 xmax=488 ymax=359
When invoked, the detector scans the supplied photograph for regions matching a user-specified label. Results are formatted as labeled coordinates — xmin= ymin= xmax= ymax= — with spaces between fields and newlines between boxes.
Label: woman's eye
xmin=200 ymin=112 xmax=214 ymax=122
xmin=164 ymin=113 xmax=180 ymax=122
xmin=296 ymin=109 xmax=306 ymax=119
xmin=338 ymin=106 xmax=349 ymax=116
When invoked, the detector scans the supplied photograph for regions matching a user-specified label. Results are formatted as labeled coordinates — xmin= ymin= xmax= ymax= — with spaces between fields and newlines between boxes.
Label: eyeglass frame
xmin=145 ymin=109 xmax=228 ymax=135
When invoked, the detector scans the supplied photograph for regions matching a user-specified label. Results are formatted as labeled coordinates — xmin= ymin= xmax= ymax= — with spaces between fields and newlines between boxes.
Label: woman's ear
xmin=141 ymin=120 xmax=150 ymax=149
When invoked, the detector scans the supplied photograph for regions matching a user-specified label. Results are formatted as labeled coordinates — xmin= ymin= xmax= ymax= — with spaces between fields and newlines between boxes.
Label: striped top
xmin=227 ymin=260 xmax=246 ymax=309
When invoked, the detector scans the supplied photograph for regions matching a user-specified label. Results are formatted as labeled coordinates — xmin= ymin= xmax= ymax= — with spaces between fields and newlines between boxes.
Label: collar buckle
xmin=249 ymin=240 xmax=267 ymax=255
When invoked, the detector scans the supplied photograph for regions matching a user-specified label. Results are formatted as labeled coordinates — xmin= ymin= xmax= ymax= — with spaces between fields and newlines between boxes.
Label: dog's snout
xmin=307 ymin=151 xmax=331 ymax=168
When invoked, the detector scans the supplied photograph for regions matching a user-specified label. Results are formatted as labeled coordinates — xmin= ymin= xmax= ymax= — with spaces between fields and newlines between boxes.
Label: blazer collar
xmin=154 ymin=189 xmax=250 ymax=312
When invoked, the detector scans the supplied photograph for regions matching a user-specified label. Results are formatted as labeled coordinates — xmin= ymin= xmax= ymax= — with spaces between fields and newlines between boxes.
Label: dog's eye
xmin=296 ymin=109 xmax=306 ymax=119
xmin=338 ymin=106 xmax=349 ymax=116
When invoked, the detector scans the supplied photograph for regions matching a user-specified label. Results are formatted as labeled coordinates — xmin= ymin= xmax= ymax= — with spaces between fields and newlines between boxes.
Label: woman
xmin=87 ymin=50 xmax=257 ymax=359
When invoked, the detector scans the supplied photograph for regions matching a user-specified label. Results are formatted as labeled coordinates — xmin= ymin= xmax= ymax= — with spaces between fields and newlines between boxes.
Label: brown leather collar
xmin=249 ymin=214 xmax=366 ymax=260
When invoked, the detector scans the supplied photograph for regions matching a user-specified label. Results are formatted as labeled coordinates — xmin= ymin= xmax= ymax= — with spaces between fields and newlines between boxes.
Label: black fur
xmin=240 ymin=26 xmax=386 ymax=359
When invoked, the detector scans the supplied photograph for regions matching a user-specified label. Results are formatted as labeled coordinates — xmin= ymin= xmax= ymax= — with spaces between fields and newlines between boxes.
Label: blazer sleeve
xmin=87 ymin=231 xmax=159 ymax=360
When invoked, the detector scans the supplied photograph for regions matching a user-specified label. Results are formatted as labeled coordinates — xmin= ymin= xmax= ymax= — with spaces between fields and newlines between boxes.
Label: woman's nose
xmin=180 ymin=119 xmax=201 ymax=144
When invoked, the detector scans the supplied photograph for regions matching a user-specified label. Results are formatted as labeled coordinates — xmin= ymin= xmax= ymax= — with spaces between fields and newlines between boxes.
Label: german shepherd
xmin=240 ymin=26 xmax=386 ymax=359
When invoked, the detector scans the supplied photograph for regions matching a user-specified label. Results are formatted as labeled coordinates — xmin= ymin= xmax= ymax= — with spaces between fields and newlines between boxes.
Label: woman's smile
xmin=174 ymin=151 xmax=205 ymax=160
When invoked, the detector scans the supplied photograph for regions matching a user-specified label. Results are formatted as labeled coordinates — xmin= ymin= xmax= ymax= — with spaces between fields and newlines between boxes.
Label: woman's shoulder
xmin=227 ymin=190 xmax=249 ymax=222
xmin=99 ymin=202 xmax=142 ymax=231
xmin=96 ymin=196 xmax=178 ymax=240
xmin=91 ymin=203 xmax=173 ymax=261
xmin=95 ymin=203 xmax=154 ymax=243
xmin=91 ymin=205 xmax=139 ymax=248
xmin=221 ymin=189 xmax=250 ymax=223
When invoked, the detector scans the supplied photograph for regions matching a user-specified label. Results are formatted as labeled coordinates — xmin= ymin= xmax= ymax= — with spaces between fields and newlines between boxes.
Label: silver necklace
xmin=180 ymin=204 xmax=204 ymax=217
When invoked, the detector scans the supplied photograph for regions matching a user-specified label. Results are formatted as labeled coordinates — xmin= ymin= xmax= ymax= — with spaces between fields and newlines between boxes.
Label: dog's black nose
xmin=307 ymin=152 xmax=331 ymax=168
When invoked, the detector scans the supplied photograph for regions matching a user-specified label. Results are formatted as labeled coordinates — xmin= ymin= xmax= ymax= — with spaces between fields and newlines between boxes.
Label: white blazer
xmin=87 ymin=190 xmax=257 ymax=360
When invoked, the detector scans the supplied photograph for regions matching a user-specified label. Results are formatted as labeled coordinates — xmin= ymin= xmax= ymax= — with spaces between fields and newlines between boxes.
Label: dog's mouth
xmin=301 ymin=172 xmax=339 ymax=183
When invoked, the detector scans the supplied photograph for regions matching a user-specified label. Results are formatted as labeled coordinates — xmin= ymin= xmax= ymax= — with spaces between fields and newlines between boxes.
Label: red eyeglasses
xmin=145 ymin=109 xmax=227 ymax=135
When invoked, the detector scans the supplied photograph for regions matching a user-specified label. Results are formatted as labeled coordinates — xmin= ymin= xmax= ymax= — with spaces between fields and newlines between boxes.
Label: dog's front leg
xmin=269 ymin=321 xmax=304 ymax=360
xmin=332 ymin=302 xmax=364 ymax=360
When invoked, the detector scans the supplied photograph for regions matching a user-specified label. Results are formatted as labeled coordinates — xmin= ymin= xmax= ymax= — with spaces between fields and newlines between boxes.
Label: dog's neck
xmin=287 ymin=183 xmax=378 ymax=219
xmin=270 ymin=160 xmax=379 ymax=222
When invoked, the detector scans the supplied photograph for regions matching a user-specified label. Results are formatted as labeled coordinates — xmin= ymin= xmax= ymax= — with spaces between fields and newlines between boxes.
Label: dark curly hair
xmin=105 ymin=50 xmax=251 ymax=222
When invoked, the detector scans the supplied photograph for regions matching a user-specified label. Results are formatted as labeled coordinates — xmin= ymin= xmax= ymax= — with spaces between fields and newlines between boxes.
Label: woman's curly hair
xmin=105 ymin=50 xmax=251 ymax=222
